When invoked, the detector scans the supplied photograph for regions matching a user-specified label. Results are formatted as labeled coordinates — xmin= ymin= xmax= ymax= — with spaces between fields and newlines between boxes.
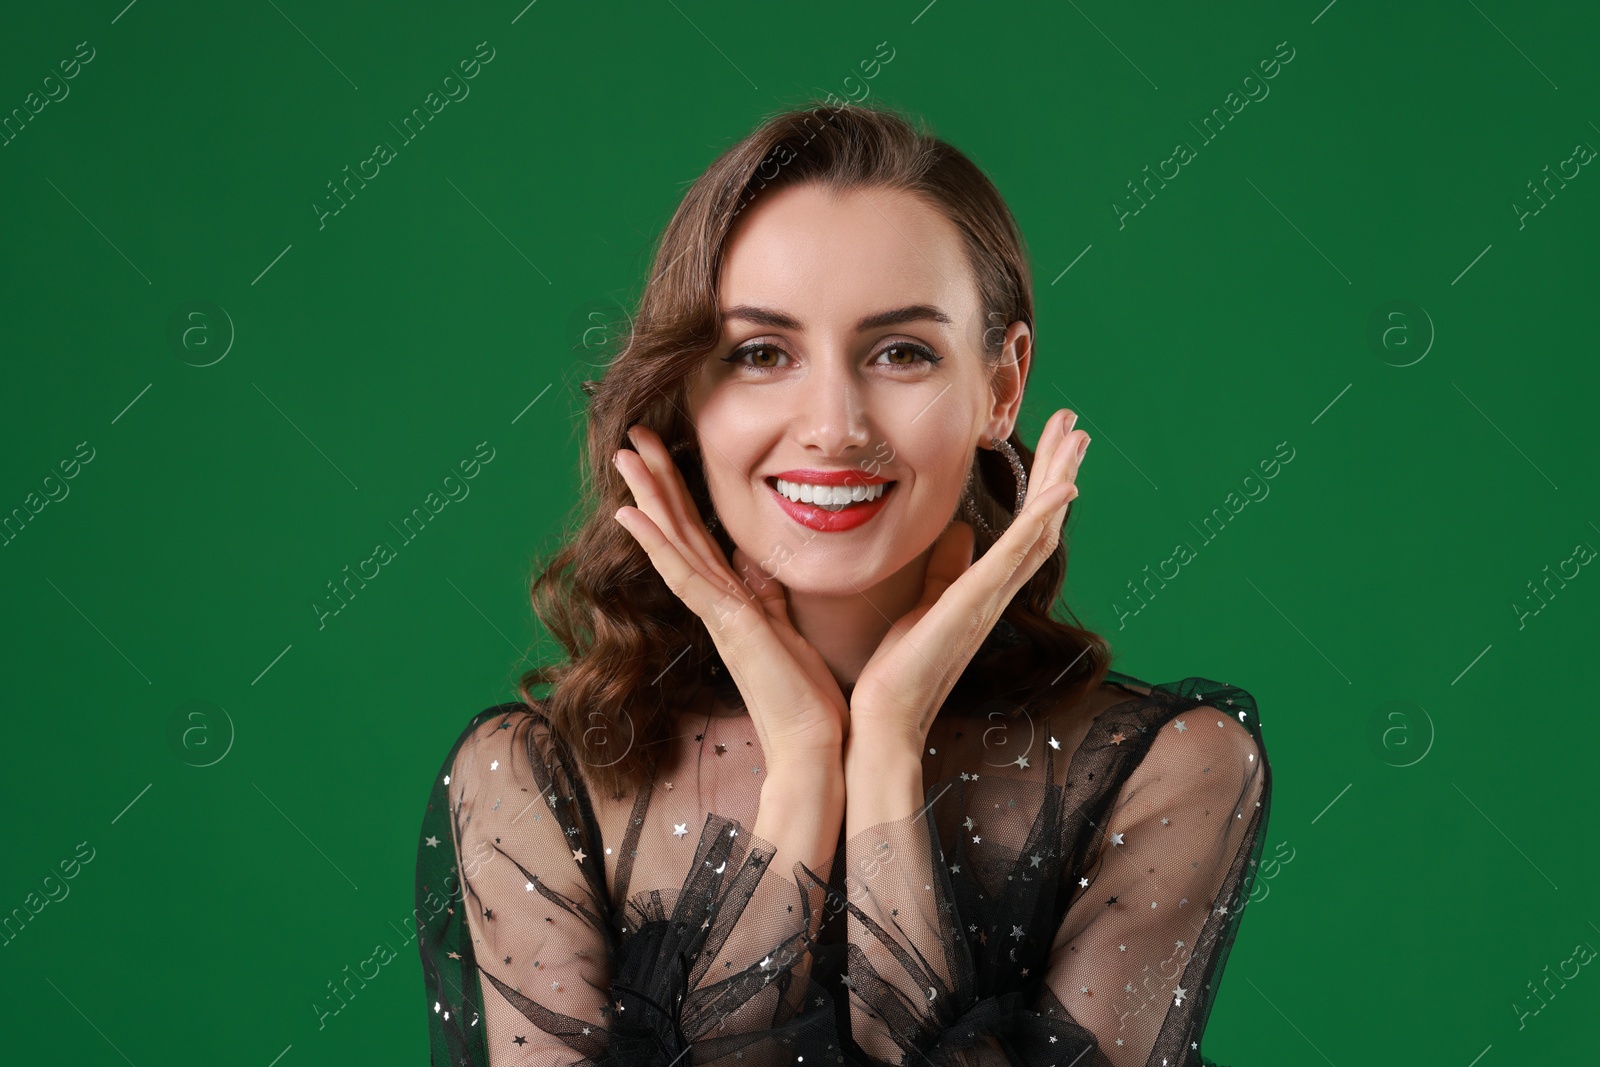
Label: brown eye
xmin=874 ymin=343 xmax=942 ymax=369
xmin=722 ymin=343 xmax=790 ymax=375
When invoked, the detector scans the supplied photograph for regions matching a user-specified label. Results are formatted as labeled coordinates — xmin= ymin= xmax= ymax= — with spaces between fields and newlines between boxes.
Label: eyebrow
xmin=719 ymin=303 xmax=953 ymax=332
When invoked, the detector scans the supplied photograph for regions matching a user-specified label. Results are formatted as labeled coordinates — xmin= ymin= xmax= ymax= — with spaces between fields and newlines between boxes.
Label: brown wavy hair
xmin=518 ymin=99 xmax=1113 ymax=796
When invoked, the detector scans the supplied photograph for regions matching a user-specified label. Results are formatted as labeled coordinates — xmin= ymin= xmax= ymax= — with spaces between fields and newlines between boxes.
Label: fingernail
xmin=1077 ymin=436 xmax=1091 ymax=460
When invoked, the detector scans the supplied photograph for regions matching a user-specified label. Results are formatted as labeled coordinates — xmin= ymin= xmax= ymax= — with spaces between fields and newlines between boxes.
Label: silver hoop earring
xmin=991 ymin=436 xmax=1029 ymax=514
xmin=959 ymin=436 xmax=1028 ymax=537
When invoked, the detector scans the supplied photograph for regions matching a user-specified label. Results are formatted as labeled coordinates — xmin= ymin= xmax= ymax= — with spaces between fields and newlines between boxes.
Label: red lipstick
xmin=766 ymin=471 xmax=896 ymax=533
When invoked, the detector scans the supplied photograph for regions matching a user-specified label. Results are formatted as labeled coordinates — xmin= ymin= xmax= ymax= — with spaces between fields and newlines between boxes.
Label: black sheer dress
xmin=414 ymin=666 xmax=1271 ymax=1066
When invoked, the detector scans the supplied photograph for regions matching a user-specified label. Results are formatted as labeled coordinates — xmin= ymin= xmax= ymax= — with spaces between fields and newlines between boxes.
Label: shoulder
xmin=444 ymin=700 xmax=570 ymax=796
xmin=1100 ymin=672 xmax=1270 ymax=809
xmin=1099 ymin=671 xmax=1263 ymax=742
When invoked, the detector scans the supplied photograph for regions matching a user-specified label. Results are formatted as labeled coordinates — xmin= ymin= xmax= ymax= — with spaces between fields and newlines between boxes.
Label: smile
xmin=765 ymin=477 xmax=897 ymax=533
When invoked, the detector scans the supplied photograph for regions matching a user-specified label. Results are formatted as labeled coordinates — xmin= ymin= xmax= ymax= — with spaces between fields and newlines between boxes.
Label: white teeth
xmin=773 ymin=478 xmax=889 ymax=509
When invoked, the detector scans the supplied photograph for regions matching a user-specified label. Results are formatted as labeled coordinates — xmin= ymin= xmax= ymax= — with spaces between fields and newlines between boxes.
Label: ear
xmin=985 ymin=321 xmax=1032 ymax=442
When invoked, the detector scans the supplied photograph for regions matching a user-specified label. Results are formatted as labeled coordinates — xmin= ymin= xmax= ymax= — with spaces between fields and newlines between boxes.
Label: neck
xmin=784 ymin=546 xmax=932 ymax=690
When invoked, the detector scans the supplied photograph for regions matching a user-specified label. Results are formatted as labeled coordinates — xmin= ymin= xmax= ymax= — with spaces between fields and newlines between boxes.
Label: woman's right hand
xmin=611 ymin=424 xmax=848 ymax=770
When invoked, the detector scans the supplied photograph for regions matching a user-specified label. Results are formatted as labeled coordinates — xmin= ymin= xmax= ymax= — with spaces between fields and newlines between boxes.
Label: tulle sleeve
xmin=839 ymin=677 xmax=1271 ymax=1066
xmin=415 ymin=704 xmax=844 ymax=1067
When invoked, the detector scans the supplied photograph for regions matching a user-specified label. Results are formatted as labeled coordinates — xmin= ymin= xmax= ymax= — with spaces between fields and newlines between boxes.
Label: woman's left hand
xmin=847 ymin=409 xmax=1091 ymax=758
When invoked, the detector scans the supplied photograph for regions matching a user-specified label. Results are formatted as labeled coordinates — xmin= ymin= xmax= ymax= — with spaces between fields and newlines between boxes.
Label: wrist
xmin=844 ymin=726 xmax=924 ymax=774
xmin=761 ymin=756 xmax=844 ymax=803
xmin=845 ymin=747 xmax=924 ymax=835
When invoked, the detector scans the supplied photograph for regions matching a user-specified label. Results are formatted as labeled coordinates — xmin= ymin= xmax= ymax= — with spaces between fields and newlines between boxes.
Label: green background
xmin=3 ymin=1 xmax=1596 ymax=1063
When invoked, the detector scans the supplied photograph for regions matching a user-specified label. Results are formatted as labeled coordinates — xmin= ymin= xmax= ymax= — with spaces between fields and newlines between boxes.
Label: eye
xmin=722 ymin=342 xmax=790 ymax=374
xmin=873 ymin=342 xmax=942 ymax=370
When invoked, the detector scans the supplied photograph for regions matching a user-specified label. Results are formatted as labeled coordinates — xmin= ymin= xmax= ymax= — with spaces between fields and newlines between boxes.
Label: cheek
xmin=913 ymin=439 xmax=976 ymax=498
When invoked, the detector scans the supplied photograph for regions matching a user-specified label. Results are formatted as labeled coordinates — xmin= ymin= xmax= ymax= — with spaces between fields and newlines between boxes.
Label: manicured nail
xmin=1077 ymin=436 xmax=1091 ymax=460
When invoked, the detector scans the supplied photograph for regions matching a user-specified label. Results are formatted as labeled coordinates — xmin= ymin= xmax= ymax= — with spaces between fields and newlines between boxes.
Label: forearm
xmin=755 ymin=757 xmax=845 ymax=879
xmin=725 ymin=756 xmax=843 ymax=1008
xmin=844 ymin=735 xmax=946 ymax=1063
xmin=844 ymin=737 xmax=924 ymax=838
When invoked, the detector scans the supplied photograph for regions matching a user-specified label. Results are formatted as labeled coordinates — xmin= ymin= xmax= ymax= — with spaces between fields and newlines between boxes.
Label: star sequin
xmin=1111 ymin=831 xmax=1125 ymax=845
xmin=424 ymin=835 xmax=440 ymax=847
xmin=572 ymin=848 xmax=587 ymax=863
xmin=1174 ymin=719 xmax=1187 ymax=732
xmin=490 ymin=759 xmax=500 ymax=770
xmin=1049 ymin=736 xmax=1060 ymax=750
xmin=1109 ymin=731 xmax=1126 ymax=745
xmin=673 ymin=823 xmax=688 ymax=838
xmin=1013 ymin=755 xmax=1030 ymax=769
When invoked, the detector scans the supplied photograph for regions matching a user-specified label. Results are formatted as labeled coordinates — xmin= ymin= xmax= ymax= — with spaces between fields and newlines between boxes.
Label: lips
xmin=766 ymin=477 xmax=896 ymax=533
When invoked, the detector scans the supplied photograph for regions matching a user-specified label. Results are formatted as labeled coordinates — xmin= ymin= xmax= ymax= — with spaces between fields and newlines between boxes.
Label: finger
xmin=615 ymin=504 xmax=755 ymax=636
xmin=623 ymin=426 xmax=729 ymax=578
xmin=933 ymin=479 xmax=1075 ymax=637
xmin=1026 ymin=409 xmax=1078 ymax=489
xmin=1027 ymin=422 xmax=1087 ymax=515
xmin=614 ymin=444 xmax=726 ymax=592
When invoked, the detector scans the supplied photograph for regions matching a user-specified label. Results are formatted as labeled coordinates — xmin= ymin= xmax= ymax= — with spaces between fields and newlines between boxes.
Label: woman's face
xmin=685 ymin=182 xmax=1029 ymax=595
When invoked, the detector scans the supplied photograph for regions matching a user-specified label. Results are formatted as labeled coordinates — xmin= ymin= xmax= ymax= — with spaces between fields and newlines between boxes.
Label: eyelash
xmin=722 ymin=341 xmax=943 ymax=375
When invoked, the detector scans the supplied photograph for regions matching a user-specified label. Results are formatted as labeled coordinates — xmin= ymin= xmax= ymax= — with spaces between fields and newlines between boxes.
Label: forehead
xmin=720 ymin=183 xmax=977 ymax=326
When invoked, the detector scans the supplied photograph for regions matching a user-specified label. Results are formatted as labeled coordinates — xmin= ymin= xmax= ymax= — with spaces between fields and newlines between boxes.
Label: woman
xmin=416 ymin=102 xmax=1271 ymax=1067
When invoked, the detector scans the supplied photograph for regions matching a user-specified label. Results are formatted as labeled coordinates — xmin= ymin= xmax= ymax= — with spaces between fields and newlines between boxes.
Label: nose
xmin=792 ymin=356 xmax=871 ymax=457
